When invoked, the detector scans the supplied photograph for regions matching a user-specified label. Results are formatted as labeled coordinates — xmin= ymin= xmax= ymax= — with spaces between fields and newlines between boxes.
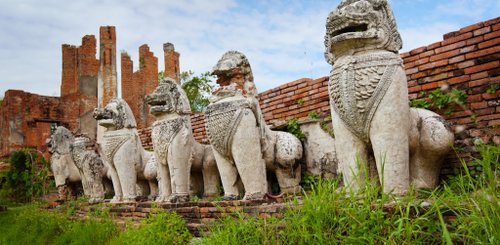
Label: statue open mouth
xmin=332 ymin=23 xmax=368 ymax=37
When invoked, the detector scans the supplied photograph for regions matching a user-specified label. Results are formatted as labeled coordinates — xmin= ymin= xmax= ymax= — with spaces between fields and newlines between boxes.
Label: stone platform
xmin=75 ymin=198 xmax=297 ymax=237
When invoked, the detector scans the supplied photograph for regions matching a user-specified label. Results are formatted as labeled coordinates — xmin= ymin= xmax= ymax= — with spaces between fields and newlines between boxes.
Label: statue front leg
xmin=231 ymin=110 xmax=268 ymax=200
xmin=155 ymin=159 xmax=171 ymax=203
xmin=369 ymin=75 xmax=411 ymax=196
xmin=331 ymin=108 xmax=369 ymax=192
xmin=212 ymin=150 xmax=239 ymax=200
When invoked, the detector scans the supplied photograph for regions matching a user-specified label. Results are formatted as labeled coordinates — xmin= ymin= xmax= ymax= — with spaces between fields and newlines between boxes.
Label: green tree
xmin=158 ymin=70 xmax=216 ymax=112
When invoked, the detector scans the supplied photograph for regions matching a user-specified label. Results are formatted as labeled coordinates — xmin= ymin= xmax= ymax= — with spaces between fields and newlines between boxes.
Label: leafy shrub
xmin=0 ymin=149 xmax=54 ymax=203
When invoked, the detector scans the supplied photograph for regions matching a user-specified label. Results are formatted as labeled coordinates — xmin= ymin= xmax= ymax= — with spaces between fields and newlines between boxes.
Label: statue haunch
xmin=146 ymin=77 xmax=221 ymax=203
xmin=205 ymin=51 xmax=303 ymax=200
xmin=325 ymin=0 xmax=453 ymax=194
xmin=93 ymin=98 xmax=158 ymax=203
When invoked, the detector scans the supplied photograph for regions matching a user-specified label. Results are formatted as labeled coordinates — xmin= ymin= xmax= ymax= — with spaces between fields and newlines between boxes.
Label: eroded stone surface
xmin=146 ymin=77 xmax=220 ymax=203
xmin=300 ymin=121 xmax=338 ymax=179
xmin=325 ymin=0 xmax=453 ymax=194
xmin=206 ymin=51 xmax=303 ymax=200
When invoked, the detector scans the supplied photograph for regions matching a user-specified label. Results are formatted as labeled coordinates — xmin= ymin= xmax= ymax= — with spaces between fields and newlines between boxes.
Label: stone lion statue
xmin=146 ymin=77 xmax=221 ymax=203
xmin=324 ymin=0 xmax=454 ymax=194
xmin=93 ymin=98 xmax=159 ymax=203
xmin=47 ymin=126 xmax=81 ymax=200
xmin=70 ymin=135 xmax=107 ymax=203
xmin=205 ymin=51 xmax=303 ymax=200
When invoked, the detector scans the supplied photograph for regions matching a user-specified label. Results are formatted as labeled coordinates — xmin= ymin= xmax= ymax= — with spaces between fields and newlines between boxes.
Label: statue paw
xmin=222 ymin=195 xmax=239 ymax=201
xmin=110 ymin=196 xmax=122 ymax=203
xmin=169 ymin=194 xmax=189 ymax=203
xmin=155 ymin=195 xmax=170 ymax=203
xmin=243 ymin=192 xmax=265 ymax=200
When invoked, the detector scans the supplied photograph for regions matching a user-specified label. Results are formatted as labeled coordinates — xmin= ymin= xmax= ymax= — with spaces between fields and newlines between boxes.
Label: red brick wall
xmin=138 ymin=17 xmax=499 ymax=176
xmin=121 ymin=45 xmax=158 ymax=129
xmin=403 ymin=17 xmax=499 ymax=171
xmin=0 ymin=90 xmax=62 ymax=157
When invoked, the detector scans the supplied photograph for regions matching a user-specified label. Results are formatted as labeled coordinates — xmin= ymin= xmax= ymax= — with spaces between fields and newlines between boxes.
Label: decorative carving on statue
xmin=146 ymin=77 xmax=221 ymax=203
xmin=93 ymin=98 xmax=158 ymax=203
xmin=325 ymin=0 xmax=453 ymax=194
xmin=206 ymin=51 xmax=303 ymax=200
xmin=47 ymin=126 xmax=80 ymax=200
xmin=70 ymin=135 xmax=106 ymax=203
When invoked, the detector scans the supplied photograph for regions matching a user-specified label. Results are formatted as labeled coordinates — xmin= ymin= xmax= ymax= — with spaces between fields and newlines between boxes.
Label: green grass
xmin=201 ymin=144 xmax=499 ymax=244
xmin=0 ymin=202 xmax=191 ymax=245
xmin=0 ymin=144 xmax=498 ymax=244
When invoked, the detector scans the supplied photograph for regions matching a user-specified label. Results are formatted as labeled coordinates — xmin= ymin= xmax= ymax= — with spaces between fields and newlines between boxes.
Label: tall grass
xmin=0 ymin=202 xmax=191 ymax=245
xmin=202 ymin=144 xmax=499 ymax=244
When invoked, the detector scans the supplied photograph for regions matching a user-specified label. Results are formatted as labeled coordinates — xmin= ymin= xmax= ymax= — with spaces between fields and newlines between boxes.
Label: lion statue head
xmin=93 ymin=98 xmax=137 ymax=130
xmin=212 ymin=50 xmax=257 ymax=97
xmin=324 ymin=0 xmax=402 ymax=64
xmin=145 ymin=77 xmax=191 ymax=117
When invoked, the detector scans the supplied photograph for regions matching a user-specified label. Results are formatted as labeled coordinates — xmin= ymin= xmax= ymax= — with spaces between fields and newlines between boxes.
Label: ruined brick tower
xmin=163 ymin=43 xmax=181 ymax=84
xmin=97 ymin=26 xmax=118 ymax=108
xmin=97 ymin=26 xmax=118 ymax=142
xmin=60 ymin=35 xmax=100 ymax=139
xmin=121 ymin=45 xmax=158 ymax=128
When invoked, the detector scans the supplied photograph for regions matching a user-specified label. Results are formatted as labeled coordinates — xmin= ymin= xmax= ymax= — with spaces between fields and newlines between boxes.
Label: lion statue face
xmin=93 ymin=98 xmax=137 ymax=130
xmin=145 ymin=77 xmax=191 ymax=117
xmin=324 ymin=0 xmax=402 ymax=64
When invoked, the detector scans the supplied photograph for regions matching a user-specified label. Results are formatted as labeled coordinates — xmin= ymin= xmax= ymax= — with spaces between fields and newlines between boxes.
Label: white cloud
xmin=0 ymin=0 xmax=498 ymax=97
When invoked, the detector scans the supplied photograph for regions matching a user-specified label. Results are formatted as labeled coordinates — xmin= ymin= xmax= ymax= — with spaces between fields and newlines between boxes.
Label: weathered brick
xmin=464 ymin=61 xmax=500 ymax=75
xmin=430 ymin=49 xmax=461 ymax=62
xmin=459 ymin=22 xmax=484 ymax=34
xmin=478 ymin=37 xmax=500 ymax=49
xmin=442 ymin=32 xmax=474 ymax=46
xmin=473 ymin=26 xmax=491 ymax=36
xmin=484 ymin=30 xmax=500 ymax=40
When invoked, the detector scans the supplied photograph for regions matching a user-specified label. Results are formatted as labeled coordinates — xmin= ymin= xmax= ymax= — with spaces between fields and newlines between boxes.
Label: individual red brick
xmin=442 ymin=32 xmax=473 ymax=46
xmin=476 ymin=108 xmax=496 ymax=117
xmin=430 ymin=49 xmax=461 ymax=62
xmin=493 ymin=23 xmax=500 ymax=32
xmin=411 ymin=71 xmax=429 ymax=80
xmin=422 ymin=82 xmax=440 ymax=90
xmin=435 ymin=41 xmax=466 ymax=54
xmin=419 ymin=60 xmax=448 ymax=71
xmin=478 ymin=37 xmax=500 ymax=49
xmin=447 ymin=75 xmax=470 ymax=85
xmin=405 ymin=67 xmax=419 ymax=75
xmin=459 ymin=45 xmax=477 ymax=54
xmin=471 ymin=71 xmax=490 ymax=80
xmin=459 ymin=22 xmax=484 ymax=34
xmin=408 ymin=86 xmax=422 ymax=93
xmin=419 ymin=50 xmax=435 ymax=58
xmin=473 ymin=26 xmax=491 ymax=36
xmin=449 ymin=55 xmax=465 ymax=64
xmin=464 ymin=61 xmax=499 ymax=74
xmin=471 ymin=101 xmax=488 ymax=110
xmin=466 ymin=36 xmax=484 ymax=45
xmin=457 ymin=60 xmax=476 ymax=69
xmin=410 ymin=46 xmax=427 ymax=56
xmin=403 ymin=55 xmax=420 ymax=63
xmin=484 ymin=30 xmax=500 ymax=40
xmin=428 ymin=41 xmax=442 ymax=50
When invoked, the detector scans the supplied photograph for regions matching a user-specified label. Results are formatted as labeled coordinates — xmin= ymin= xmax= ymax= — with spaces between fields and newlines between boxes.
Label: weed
xmin=296 ymin=98 xmax=305 ymax=106
xmin=287 ymin=118 xmax=305 ymax=141
xmin=486 ymin=83 xmax=499 ymax=94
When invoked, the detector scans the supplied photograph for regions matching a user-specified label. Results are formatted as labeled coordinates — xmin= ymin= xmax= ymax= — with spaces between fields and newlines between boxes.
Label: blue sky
xmin=0 ymin=0 xmax=499 ymax=97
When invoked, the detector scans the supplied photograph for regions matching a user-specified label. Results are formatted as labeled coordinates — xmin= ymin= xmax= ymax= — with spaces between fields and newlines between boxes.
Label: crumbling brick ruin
xmin=1 ymin=18 xmax=499 ymax=179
